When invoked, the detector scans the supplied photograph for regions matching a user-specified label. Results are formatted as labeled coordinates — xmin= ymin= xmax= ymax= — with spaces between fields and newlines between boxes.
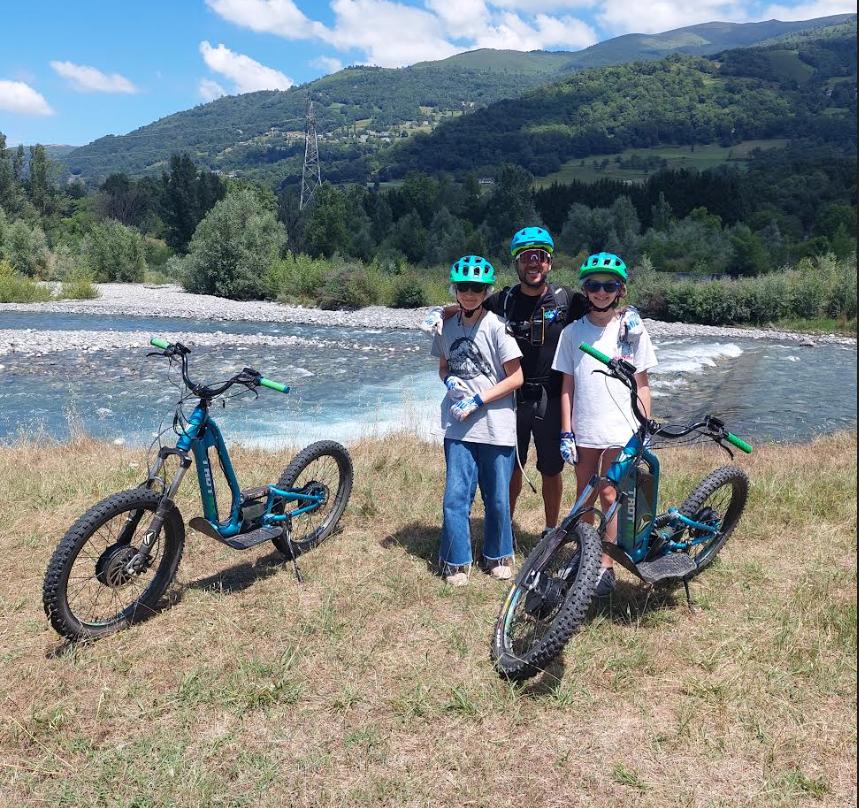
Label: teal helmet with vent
xmin=450 ymin=255 xmax=496 ymax=285
xmin=510 ymin=227 xmax=555 ymax=259
xmin=580 ymin=252 xmax=628 ymax=282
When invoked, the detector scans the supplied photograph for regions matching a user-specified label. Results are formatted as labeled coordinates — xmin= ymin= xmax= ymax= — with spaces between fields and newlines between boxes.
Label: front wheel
xmin=43 ymin=489 xmax=185 ymax=641
xmin=271 ymin=441 xmax=353 ymax=557
xmin=677 ymin=465 xmax=749 ymax=577
xmin=492 ymin=521 xmax=602 ymax=681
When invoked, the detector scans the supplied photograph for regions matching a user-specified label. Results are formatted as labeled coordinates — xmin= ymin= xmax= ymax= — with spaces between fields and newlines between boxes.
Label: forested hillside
xmin=385 ymin=25 xmax=857 ymax=178
xmin=60 ymin=15 xmax=853 ymax=187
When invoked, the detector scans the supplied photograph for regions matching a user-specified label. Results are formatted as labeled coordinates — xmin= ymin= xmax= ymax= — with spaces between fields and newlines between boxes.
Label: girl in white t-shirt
xmin=552 ymin=252 xmax=657 ymax=597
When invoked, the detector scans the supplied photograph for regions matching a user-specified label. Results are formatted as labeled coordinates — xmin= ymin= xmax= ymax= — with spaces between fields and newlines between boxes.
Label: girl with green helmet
xmin=552 ymin=252 xmax=658 ymax=598
xmin=429 ymin=256 xmax=524 ymax=587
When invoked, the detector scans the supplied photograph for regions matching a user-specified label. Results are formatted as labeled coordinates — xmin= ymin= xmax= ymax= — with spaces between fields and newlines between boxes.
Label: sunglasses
xmin=583 ymin=279 xmax=623 ymax=294
xmin=518 ymin=249 xmax=552 ymax=264
xmin=455 ymin=282 xmax=487 ymax=293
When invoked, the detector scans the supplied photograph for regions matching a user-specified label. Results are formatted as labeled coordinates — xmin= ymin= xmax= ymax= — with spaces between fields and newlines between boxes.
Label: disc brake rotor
xmin=95 ymin=544 xmax=140 ymax=589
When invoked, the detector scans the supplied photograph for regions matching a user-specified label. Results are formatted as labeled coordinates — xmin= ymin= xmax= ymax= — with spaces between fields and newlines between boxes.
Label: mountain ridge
xmin=59 ymin=14 xmax=856 ymax=186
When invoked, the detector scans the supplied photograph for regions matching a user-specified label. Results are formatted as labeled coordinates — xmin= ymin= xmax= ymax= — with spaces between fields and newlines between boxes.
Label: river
xmin=0 ymin=311 xmax=855 ymax=448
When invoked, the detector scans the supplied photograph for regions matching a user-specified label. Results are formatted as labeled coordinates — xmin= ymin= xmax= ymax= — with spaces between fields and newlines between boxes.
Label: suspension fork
xmin=126 ymin=454 xmax=192 ymax=574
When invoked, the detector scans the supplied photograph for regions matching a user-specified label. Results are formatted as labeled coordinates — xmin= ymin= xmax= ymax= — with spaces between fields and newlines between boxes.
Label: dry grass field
xmin=0 ymin=432 xmax=855 ymax=807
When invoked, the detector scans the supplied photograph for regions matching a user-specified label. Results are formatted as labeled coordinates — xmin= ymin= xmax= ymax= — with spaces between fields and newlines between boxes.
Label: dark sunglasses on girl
xmin=583 ymin=279 xmax=622 ymax=294
xmin=456 ymin=282 xmax=487 ymax=293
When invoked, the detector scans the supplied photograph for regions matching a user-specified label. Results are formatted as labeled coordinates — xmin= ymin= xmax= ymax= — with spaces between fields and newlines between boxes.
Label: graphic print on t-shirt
xmin=448 ymin=337 xmax=493 ymax=381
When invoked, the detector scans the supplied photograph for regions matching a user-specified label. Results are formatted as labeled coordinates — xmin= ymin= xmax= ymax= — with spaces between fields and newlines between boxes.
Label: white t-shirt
xmin=431 ymin=311 xmax=522 ymax=447
xmin=552 ymin=314 xmax=657 ymax=448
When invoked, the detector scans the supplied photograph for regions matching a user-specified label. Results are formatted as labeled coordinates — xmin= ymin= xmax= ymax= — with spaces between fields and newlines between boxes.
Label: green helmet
xmin=580 ymin=252 xmax=628 ymax=282
xmin=450 ymin=255 xmax=496 ymax=285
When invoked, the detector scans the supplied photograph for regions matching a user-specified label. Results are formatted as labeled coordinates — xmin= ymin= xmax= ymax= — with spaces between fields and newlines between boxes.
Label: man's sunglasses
xmin=583 ymin=279 xmax=623 ymax=294
xmin=455 ymin=282 xmax=487 ymax=293
xmin=518 ymin=249 xmax=552 ymax=264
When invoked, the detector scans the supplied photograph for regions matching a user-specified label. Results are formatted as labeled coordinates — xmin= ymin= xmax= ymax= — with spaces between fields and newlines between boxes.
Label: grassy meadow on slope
xmin=0 ymin=432 xmax=855 ymax=807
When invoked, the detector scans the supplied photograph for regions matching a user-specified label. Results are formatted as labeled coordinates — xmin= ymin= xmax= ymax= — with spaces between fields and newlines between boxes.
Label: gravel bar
xmin=0 ymin=283 xmax=855 ymax=356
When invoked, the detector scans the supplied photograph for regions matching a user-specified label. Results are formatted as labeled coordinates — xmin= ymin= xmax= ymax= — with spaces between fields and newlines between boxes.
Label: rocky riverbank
xmin=0 ymin=283 xmax=855 ymax=356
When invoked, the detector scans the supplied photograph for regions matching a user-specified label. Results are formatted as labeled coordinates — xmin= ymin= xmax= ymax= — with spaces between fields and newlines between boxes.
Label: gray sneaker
xmin=594 ymin=566 xmax=616 ymax=597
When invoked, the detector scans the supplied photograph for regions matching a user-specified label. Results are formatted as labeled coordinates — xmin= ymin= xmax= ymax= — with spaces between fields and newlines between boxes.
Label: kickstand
xmin=282 ymin=526 xmax=304 ymax=584
xmin=683 ymin=579 xmax=696 ymax=615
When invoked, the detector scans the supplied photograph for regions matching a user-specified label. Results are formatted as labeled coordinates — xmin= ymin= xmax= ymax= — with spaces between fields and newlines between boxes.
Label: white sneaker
xmin=443 ymin=564 xmax=470 ymax=587
xmin=488 ymin=557 xmax=514 ymax=581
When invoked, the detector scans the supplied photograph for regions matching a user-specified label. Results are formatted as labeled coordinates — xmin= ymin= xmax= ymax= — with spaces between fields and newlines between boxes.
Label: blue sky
xmin=0 ymin=0 xmax=854 ymax=147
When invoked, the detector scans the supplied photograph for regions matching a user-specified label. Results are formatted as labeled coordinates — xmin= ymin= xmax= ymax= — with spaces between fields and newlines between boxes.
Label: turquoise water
xmin=0 ymin=312 xmax=855 ymax=447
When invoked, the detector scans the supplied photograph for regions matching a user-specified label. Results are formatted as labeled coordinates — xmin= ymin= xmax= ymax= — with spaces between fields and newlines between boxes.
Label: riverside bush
xmin=391 ymin=275 xmax=428 ymax=308
xmin=0 ymin=260 xmax=52 ymax=302
xmin=317 ymin=262 xmax=383 ymax=310
xmin=632 ymin=254 xmax=856 ymax=328
xmin=183 ymin=189 xmax=285 ymax=300
xmin=83 ymin=220 xmax=146 ymax=283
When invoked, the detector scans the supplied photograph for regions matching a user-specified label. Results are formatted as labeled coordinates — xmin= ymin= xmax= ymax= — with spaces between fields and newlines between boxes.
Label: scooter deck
xmin=189 ymin=517 xmax=282 ymax=550
xmin=601 ymin=540 xmax=697 ymax=585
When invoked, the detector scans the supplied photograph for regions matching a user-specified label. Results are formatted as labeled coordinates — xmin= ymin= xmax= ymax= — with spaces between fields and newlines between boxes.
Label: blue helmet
xmin=580 ymin=252 xmax=628 ymax=282
xmin=510 ymin=227 xmax=555 ymax=259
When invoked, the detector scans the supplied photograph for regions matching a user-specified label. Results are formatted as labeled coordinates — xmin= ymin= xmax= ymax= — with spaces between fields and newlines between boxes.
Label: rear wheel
xmin=677 ymin=465 xmax=749 ymax=577
xmin=271 ymin=441 xmax=353 ymax=557
xmin=43 ymin=489 xmax=185 ymax=641
xmin=492 ymin=521 xmax=602 ymax=681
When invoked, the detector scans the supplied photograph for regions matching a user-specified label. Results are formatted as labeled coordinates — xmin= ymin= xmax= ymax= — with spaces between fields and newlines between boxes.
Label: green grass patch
xmin=538 ymin=139 xmax=789 ymax=186
xmin=763 ymin=50 xmax=817 ymax=84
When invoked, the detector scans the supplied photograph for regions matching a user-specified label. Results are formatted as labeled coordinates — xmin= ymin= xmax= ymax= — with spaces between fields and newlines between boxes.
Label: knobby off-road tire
xmin=271 ymin=441 xmax=353 ymax=557
xmin=678 ymin=465 xmax=749 ymax=578
xmin=43 ymin=489 xmax=185 ymax=641
xmin=492 ymin=521 xmax=602 ymax=681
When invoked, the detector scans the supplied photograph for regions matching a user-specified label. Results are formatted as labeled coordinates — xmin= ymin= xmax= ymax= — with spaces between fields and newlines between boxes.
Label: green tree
xmin=482 ymin=164 xmax=538 ymax=255
xmin=183 ymin=188 xmax=286 ymax=300
xmin=83 ymin=220 xmax=146 ymax=282
xmin=727 ymin=224 xmax=770 ymax=277
xmin=305 ymin=184 xmax=350 ymax=258
xmin=651 ymin=191 xmax=674 ymax=232
xmin=7 ymin=219 xmax=49 ymax=276
xmin=0 ymin=134 xmax=13 ymax=213
xmin=28 ymin=145 xmax=50 ymax=215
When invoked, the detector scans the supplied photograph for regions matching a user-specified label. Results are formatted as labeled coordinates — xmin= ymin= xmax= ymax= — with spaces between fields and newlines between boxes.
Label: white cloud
xmin=322 ymin=0 xmax=463 ymax=66
xmin=490 ymin=0 xmax=599 ymax=10
xmin=199 ymin=41 xmax=295 ymax=93
xmin=596 ymin=0 xmax=750 ymax=34
xmin=199 ymin=78 xmax=228 ymax=101
xmin=424 ymin=0 xmax=492 ymax=38
xmin=0 ymin=80 xmax=54 ymax=116
xmin=474 ymin=11 xmax=598 ymax=49
xmin=206 ymin=0 xmax=323 ymax=38
xmin=311 ymin=56 xmax=345 ymax=74
xmin=50 ymin=61 xmax=139 ymax=93
xmin=760 ymin=0 xmax=858 ymax=21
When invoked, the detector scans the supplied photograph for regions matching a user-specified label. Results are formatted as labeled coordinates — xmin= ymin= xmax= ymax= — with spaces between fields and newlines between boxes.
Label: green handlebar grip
xmin=260 ymin=378 xmax=290 ymax=394
xmin=151 ymin=338 xmax=170 ymax=350
xmin=580 ymin=342 xmax=612 ymax=365
xmin=725 ymin=432 xmax=754 ymax=454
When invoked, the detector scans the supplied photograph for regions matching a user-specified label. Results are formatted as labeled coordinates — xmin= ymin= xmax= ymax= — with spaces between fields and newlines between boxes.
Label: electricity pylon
xmin=300 ymin=94 xmax=322 ymax=210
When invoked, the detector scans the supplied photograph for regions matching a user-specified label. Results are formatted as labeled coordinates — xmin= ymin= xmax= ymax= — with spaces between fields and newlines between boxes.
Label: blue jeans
xmin=440 ymin=439 xmax=516 ymax=567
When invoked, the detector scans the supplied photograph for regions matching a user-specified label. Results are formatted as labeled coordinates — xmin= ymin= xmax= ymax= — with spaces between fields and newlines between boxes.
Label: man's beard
xmin=518 ymin=267 xmax=547 ymax=289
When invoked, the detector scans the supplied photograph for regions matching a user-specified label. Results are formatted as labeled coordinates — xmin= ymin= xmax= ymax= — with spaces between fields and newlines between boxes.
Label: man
xmin=424 ymin=227 xmax=588 ymax=535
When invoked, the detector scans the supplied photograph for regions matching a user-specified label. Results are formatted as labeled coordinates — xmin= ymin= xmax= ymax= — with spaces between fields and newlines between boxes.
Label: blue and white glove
xmin=451 ymin=394 xmax=484 ymax=423
xmin=420 ymin=306 xmax=445 ymax=336
xmin=621 ymin=306 xmax=644 ymax=337
xmin=444 ymin=375 xmax=470 ymax=401
xmin=560 ymin=431 xmax=578 ymax=466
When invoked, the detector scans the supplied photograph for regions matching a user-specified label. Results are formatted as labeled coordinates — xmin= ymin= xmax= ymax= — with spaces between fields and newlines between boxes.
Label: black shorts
xmin=516 ymin=395 xmax=564 ymax=477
